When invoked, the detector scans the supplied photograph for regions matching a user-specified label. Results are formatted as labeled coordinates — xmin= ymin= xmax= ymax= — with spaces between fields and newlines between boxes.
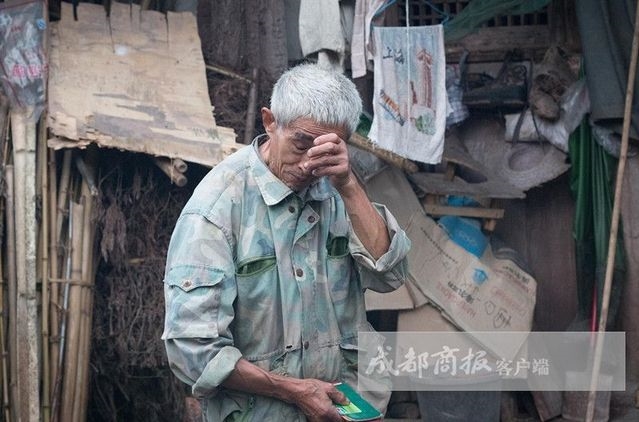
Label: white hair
xmin=270 ymin=63 xmax=362 ymax=135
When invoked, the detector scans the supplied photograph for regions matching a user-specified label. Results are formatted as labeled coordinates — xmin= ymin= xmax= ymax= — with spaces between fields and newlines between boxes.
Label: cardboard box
xmin=402 ymin=212 xmax=536 ymax=357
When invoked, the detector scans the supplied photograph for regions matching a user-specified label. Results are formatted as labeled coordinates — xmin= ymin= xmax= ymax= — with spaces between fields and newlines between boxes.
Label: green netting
xmin=444 ymin=0 xmax=551 ymax=42
xmin=568 ymin=118 xmax=626 ymax=330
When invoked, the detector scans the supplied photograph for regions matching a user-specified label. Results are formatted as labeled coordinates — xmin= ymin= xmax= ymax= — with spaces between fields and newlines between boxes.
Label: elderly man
xmin=163 ymin=63 xmax=411 ymax=421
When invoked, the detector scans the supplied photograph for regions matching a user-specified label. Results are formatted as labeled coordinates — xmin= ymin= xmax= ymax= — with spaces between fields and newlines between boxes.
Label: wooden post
xmin=11 ymin=109 xmax=41 ymax=422
xmin=585 ymin=3 xmax=639 ymax=421
xmin=244 ymin=67 xmax=260 ymax=145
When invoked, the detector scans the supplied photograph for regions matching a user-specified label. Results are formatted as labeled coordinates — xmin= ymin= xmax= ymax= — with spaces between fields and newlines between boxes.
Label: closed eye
xmin=291 ymin=132 xmax=314 ymax=152
xmin=293 ymin=143 xmax=307 ymax=152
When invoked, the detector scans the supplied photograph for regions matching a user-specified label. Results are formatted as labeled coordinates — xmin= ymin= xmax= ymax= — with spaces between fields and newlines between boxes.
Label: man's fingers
xmin=312 ymin=132 xmax=342 ymax=146
xmin=327 ymin=385 xmax=349 ymax=406
xmin=304 ymin=154 xmax=344 ymax=172
xmin=308 ymin=140 xmax=342 ymax=158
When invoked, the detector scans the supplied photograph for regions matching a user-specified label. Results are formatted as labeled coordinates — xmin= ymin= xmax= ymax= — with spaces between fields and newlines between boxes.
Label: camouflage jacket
xmin=162 ymin=136 xmax=410 ymax=421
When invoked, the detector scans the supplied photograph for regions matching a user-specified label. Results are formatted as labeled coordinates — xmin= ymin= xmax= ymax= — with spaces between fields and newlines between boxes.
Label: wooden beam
xmin=348 ymin=133 xmax=419 ymax=173
xmin=422 ymin=203 xmax=504 ymax=220
xmin=446 ymin=26 xmax=551 ymax=63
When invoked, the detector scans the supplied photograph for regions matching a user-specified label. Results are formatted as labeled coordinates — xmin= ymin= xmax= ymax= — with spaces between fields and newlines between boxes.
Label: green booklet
xmin=333 ymin=382 xmax=383 ymax=421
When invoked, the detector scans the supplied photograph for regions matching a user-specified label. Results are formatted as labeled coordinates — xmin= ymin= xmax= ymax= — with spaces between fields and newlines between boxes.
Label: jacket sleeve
xmin=348 ymin=203 xmax=411 ymax=292
xmin=162 ymin=212 xmax=241 ymax=398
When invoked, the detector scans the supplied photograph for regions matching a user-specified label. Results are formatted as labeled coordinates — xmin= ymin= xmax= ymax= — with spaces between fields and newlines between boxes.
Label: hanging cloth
xmin=299 ymin=0 xmax=354 ymax=72
xmin=369 ymin=24 xmax=447 ymax=164
xmin=569 ymin=117 xmax=626 ymax=330
xmin=351 ymin=0 xmax=392 ymax=78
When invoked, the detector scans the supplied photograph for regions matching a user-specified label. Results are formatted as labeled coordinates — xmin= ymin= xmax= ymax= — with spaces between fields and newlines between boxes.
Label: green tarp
xmin=569 ymin=119 xmax=626 ymax=330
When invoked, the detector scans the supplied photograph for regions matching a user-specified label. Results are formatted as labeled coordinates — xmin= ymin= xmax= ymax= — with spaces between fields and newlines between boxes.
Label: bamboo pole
xmin=0 ymin=245 xmax=10 ymax=422
xmin=38 ymin=0 xmax=50 ymax=396
xmin=0 ymin=97 xmax=10 ymax=422
xmin=11 ymin=109 xmax=41 ymax=422
xmin=4 ymin=164 xmax=17 ymax=422
xmin=0 ymin=191 xmax=9 ymax=422
xmin=39 ymin=114 xmax=51 ymax=422
xmin=172 ymin=158 xmax=188 ymax=173
xmin=0 ymin=96 xmax=16 ymax=421
xmin=0 ymin=156 xmax=11 ymax=422
xmin=47 ymin=148 xmax=59 ymax=413
xmin=50 ymin=150 xmax=71 ymax=407
xmin=153 ymin=157 xmax=187 ymax=186
xmin=74 ymin=158 xmax=97 ymax=422
xmin=74 ymin=154 xmax=98 ymax=196
xmin=59 ymin=200 xmax=84 ymax=422
xmin=51 ymin=197 xmax=74 ymax=422
xmin=0 ymin=94 xmax=8 ymax=149
xmin=585 ymin=3 xmax=639 ymax=421
xmin=71 ymin=206 xmax=88 ymax=422
xmin=56 ymin=150 xmax=73 ymax=244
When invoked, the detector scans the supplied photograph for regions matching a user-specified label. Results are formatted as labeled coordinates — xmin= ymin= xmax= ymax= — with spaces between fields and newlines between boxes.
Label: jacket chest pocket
xmin=234 ymin=255 xmax=280 ymax=352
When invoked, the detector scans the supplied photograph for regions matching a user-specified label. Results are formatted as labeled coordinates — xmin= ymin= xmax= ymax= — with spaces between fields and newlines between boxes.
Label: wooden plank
xmin=47 ymin=2 xmax=237 ymax=167
xmin=139 ymin=8 xmax=168 ymax=45
xmin=421 ymin=203 xmax=504 ymax=219
xmin=493 ymin=175 xmax=577 ymax=332
xmin=409 ymin=172 xmax=525 ymax=199
xmin=109 ymin=2 xmax=135 ymax=42
xmin=446 ymin=26 xmax=551 ymax=63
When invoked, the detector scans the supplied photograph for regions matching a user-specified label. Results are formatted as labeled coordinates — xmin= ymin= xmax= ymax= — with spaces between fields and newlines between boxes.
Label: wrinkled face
xmin=260 ymin=108 xmax=349 ymax=192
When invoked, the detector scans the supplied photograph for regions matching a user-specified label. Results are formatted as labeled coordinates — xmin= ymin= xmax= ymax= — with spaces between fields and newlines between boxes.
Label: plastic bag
xmin=0 ymin=0 xmax=48 ymax=121
xmin=504 ymin=79 xmax=590 ymax=152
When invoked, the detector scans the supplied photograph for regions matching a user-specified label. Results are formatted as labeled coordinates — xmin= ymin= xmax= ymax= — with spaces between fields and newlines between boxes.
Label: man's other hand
xmin=291 ymin=378 xmax=349 ymax=422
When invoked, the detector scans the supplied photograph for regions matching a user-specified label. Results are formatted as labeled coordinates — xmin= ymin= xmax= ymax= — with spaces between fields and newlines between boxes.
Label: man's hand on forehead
xmin=303 ymin=133 xmax=353 ymax=190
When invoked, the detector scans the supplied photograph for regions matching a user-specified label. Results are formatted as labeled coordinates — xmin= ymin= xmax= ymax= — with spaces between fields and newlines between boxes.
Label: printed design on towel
xmin=379 ymin=89 xmax=405 ymax=126
xmin=370 ymin=25 xmax=447 ymax=165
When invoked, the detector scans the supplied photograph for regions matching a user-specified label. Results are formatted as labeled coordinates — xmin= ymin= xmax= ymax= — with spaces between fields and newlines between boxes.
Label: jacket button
xmin=182 ymin=279 xmax=192 ymax=288
xmin=295 ymin=268 xmax=304 ymax=277
xmin=307 ymin=215 xmax=316 ymax=223
xmin=303 ymin=341 xmax=309 ymax=350
xmin=288 ymin=206 xmax=296 ymax=213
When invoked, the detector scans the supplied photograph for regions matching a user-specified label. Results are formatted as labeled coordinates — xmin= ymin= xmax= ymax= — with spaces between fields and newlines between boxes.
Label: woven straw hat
xmin=457 ymin=116 xmax=571 ymax=191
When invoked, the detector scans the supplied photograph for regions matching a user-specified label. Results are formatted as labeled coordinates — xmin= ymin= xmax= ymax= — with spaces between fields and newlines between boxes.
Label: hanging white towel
xmin=369 ymin=25 xmax=447 ymax=164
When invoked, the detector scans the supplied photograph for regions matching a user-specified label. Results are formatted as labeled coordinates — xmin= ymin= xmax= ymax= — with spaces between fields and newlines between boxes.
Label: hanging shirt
xmin=162 ymin=136 xmax=411 ymax=421
xmin=298 ymin=0 xmax=355 ymax=72
xmin=369 ymin=25 xmax=447 ymax=165
xmin=351 ymin=0 xmax=389 ymax=78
